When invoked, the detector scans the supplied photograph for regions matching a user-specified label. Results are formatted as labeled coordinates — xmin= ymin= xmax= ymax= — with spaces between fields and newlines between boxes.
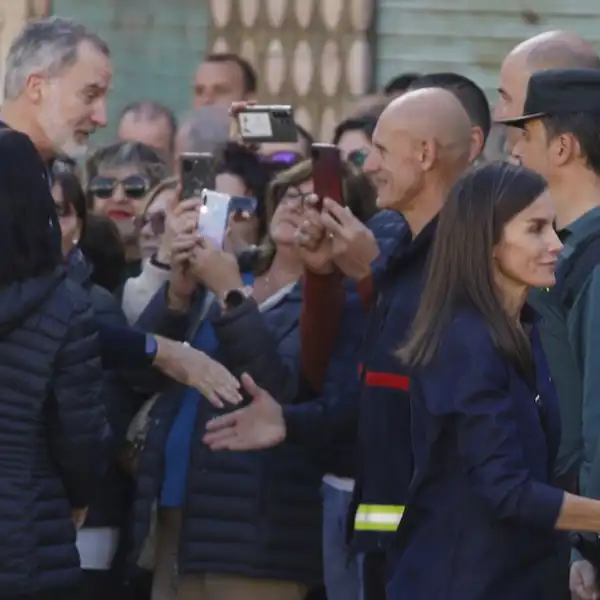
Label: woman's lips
xmin=106 ymin=210 xmax=133 ymax=219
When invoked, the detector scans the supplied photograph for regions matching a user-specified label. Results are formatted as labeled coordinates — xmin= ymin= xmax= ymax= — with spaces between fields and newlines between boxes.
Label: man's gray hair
xmin=4 ymin=16 xmax=109 ymax=101
xmin=177 ymin=106 xmax=231 ymax=155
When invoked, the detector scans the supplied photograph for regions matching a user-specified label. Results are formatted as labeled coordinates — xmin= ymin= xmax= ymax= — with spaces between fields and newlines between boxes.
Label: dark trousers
xmin=362 ymin=552 xmax=387 ymax=600
xmin=81 ymin=569 xmax=129 ymax=600
xmin=540 ymin=537 xmax=571 ymax=600
xmin=11 ymin=588 xmax=81 ymax=600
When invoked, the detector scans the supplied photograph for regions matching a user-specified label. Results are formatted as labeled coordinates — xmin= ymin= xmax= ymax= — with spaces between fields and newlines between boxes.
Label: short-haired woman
xmin=86 ymin=140 xmax=169 ymax=283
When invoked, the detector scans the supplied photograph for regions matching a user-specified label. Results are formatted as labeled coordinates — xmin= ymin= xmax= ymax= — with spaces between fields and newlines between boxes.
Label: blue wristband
xmin=145 ymin=333 xmax=158 ymax=363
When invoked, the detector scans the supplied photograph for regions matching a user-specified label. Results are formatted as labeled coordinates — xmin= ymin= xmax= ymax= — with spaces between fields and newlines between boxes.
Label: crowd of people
xmin=3 ymin=12 xmax=600 ymax=600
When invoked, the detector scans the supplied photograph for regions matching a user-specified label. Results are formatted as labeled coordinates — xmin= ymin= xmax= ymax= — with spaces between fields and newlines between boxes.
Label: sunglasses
xmin=229 ymin=195 xmax=258 ymax=216
xmin=134 ymin=211 xmax=166 ymax=235
xmin=261 ymin=151 xmax=303 ymax=165
xmin=52 ymin=158 xmax=78 ymax=175
xmin=347 ymin=148 xmax=369 ymax=168
xmin=89 ymin=174 xmax=150 ymax=200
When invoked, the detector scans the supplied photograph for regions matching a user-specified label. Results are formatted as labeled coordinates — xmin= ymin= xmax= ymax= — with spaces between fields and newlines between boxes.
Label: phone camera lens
xmin=183 ymin=160 xmax=193 ymax=173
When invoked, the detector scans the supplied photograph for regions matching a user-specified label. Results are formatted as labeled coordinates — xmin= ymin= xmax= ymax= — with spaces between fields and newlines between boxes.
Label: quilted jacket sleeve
xmin=51 ymin=294 xmax=109 ymax=508
xmin=212 ymin=296 xmax=300 ymax=405
xmin=89 ymin=284 xmax=141 ymax=439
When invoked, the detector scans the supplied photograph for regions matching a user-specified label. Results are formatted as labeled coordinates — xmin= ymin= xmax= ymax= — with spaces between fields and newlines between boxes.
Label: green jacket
xmin=529 ymin=206 xmax=600 ymax=500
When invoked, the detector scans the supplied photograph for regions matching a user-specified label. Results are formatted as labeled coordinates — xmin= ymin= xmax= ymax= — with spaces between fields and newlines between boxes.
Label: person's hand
xmin=156 ymin=186 xmax=196 ymax=264
xmin=320 ymin=198 xmax=380 ymax=281
xmin=228 ymin=100 xmax=259 ymax=149
xmin=71 ymin=507 xmax=88 ymax=530
xmin=571 ymin=560 xmax=600 ymax=600
xmin=294 ymin=195 xmax=335 ymax=275
xmin=153 ymin=336 xmax=242 ymax=408
xmin=203 ymin=373 xmax=286 ymax=450
xmin=167 ymin=195 xmax=203 ymax=310
xmin=189 ymin=238 xmax=244 ymax=298
xmin=223 ymin=212 xmax=256 ymax=255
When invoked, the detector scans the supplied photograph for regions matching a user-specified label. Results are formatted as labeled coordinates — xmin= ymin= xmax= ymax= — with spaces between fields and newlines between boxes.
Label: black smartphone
xmin=180 ymin=152 xmax=215 ymax=200
xmin=311 ymin=143 xmax=344 ymax=211
xmin=237 ymin=105 xmax=297 ymax=144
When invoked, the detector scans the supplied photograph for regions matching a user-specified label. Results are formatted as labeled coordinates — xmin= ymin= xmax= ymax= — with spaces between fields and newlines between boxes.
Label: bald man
xmin=365 ymin=88 xmax=472 ymax=228
xmin=202 ymin=88 xmax=472 ymax=600
xmin=495 ymin=30 xmax=600 ymax=153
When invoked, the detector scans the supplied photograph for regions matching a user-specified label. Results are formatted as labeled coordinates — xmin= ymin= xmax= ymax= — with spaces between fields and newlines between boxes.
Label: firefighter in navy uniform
xmin=202 ymin=88 xmax=473 ymax=599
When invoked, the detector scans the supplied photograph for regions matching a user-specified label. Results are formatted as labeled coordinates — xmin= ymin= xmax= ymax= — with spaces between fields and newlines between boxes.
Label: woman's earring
xmin=72 ymin=238 xmax=79 ymax=246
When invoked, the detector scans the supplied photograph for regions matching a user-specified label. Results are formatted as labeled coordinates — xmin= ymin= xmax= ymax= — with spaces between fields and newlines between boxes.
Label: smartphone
xmin=237 ymin=105 xmax=297 ymax=143
xmin=199 ymin=190 xmax=232 ymax=248
xmin=180 ymin=152 xmax=215 ymax=200
xmin=311 ymin=143 xmax=344 ymax=210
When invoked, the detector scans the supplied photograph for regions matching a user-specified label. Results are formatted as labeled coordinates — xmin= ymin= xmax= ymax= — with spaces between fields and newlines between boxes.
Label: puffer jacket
xmin=0 ymin=267 xmax=107 ymax=596
xmin=67 ymin=250 xmax=138 ymax=529
xmin=130 ymin=254 xmax=323 ymax=584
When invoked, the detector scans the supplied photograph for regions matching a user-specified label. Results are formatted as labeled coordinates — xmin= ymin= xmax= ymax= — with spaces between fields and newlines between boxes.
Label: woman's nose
xmin=548 ymin=229 xmax=563 ymax=255
xmin=112 ymin=183 xmax=128 ymax=203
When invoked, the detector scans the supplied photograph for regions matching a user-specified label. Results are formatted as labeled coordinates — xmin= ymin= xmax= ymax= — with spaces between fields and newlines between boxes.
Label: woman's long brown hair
xmin=398 ymin=161 xmax=547 ymax=372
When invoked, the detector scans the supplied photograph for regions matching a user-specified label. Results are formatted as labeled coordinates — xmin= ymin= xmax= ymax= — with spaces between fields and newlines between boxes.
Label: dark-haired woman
xmin=391 ymin=161 xmax=600 ymax=600
xmin=52 ymin=169 xmax=138 ymax=600
xmin=0 ymin=129 xmax=106 ymax=599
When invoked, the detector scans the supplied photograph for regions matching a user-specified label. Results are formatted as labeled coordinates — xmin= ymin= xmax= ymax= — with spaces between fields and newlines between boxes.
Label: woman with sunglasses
xmin=122 ymin=177 xmax=178 ymax=324
xmin=51 ymin=169 xmax=139 ymax=600
xmin=86 ymin=141 xmax=169 ymax=283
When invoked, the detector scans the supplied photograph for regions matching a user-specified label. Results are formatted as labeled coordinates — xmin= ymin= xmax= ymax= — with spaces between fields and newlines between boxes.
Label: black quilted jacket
xmin=0 ymin=268 xmax=107 ymax=596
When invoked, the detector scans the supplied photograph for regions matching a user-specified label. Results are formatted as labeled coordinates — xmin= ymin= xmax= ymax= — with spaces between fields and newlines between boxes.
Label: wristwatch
xmin=149 ymin=254 xmax=170 ymax=270
xmin=222 ymin=287 xmax=251 ymax=311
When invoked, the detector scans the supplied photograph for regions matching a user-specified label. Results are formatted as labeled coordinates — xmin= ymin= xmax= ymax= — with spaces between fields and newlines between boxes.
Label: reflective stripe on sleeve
xmin=354 ymin=504 xmax=405 ymax=532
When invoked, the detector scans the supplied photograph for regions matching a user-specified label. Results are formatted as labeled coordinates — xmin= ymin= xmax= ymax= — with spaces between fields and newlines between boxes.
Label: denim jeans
xmin=321 ymin=481 xmax=363 ymax=600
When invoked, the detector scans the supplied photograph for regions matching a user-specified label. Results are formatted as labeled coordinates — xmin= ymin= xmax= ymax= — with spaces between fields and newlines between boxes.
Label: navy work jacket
xmin=388 ymin=309 xmax=564 ymax=600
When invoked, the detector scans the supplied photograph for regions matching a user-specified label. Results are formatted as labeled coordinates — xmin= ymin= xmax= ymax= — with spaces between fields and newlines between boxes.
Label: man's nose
xmin=362 ymin=151 xmax=377 ymax=174
xmin=91 ymin=99 xmax=108 ymax=128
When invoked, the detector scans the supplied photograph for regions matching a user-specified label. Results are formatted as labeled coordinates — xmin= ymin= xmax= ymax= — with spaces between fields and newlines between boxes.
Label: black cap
xmin=499 ymin=68 xmax=600 ymax=128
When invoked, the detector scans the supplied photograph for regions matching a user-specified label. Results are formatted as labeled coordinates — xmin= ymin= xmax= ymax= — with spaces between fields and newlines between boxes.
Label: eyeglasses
xmin=89 ymin=174 xmax=150 ymax=200
xmin=134 ymin=210 xmax=166 ymax=235
xmin=52 ymin=158 xmax=78 ymax=175
xmin=261 ymin=151 xmax=303 ymax=166
xmin=347 ymin=148 xmax=369 ymax=168
xmin=278 ymin=187 xmax=311 ymax=208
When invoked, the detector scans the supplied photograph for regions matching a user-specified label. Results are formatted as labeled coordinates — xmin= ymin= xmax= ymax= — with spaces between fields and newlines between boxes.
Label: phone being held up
xmin=180 ymin=152 xmax=215 ymax=200
xmin=236 ymin=105 xmax=297 ymax=144
xmin=198 ymin=192 xmax=259 ymax=249
xmin=311 ymin=143 xmax=345 ymax=212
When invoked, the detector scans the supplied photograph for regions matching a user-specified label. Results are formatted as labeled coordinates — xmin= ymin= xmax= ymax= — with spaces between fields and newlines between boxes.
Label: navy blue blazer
xmin=388 ymin=310 xmax=564 ymax=600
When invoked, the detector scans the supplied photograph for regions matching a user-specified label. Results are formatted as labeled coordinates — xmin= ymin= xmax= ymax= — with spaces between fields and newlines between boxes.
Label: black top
xmin=0 ymin=121 xmax=153 ymax=371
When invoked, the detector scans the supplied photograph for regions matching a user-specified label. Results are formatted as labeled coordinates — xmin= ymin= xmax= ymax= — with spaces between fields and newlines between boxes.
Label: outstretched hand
xmin=203 ymin=374 xmax=287 ymax=451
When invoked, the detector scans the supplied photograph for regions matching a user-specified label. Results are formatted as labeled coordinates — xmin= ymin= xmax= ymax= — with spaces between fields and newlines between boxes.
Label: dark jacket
xmin=312 ymin=210 xmax=406 ymax=478
xmin=0 ymin=267 xmax=107 ymax=596
xmin=131 ymin=257 xmax=323 ymax=583
xmin=66 ymin=250 xmax=138 ymax=529
xmin=284 ymin=216 xmax=429 ymax=555
xmin=389 ymin=310 xmax=563 ymax=600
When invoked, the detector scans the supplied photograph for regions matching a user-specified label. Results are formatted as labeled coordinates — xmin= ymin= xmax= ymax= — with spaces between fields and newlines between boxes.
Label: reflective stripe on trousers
xmin=354 ymin=504 xmax=405 ymax=532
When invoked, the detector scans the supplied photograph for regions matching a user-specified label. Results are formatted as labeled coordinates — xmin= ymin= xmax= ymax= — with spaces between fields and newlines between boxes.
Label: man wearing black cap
xmin=504 ymin=68 xmax=600 ymax=600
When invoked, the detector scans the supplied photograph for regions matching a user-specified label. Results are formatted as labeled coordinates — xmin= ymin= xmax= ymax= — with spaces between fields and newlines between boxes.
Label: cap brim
xmin=497 ymin=112 xmax=546 ymax=128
